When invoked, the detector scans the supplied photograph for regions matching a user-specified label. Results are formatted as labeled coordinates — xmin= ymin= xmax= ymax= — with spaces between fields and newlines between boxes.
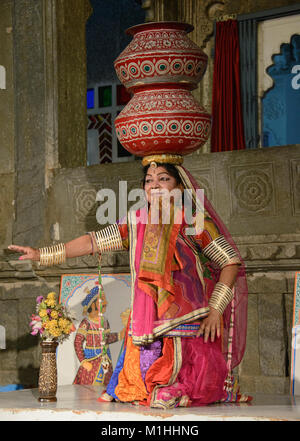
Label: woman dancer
xmin=8 ymin=159 xmax=249 ymax=408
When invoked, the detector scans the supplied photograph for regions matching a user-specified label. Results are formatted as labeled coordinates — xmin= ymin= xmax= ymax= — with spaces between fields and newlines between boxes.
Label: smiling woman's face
xmin=144 ymin=166 xmax=180 ymax=203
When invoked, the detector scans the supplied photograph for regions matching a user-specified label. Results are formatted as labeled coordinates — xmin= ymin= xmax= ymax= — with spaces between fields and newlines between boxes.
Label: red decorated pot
xmin=114 ymin=22 xmax=208 ymax=91
xmin=114 ymin=84 xmax=211 ymax=157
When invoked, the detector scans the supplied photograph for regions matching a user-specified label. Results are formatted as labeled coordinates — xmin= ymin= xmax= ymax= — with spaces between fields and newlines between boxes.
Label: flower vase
xmin=38 ymin=340 xmax=58 ymax=402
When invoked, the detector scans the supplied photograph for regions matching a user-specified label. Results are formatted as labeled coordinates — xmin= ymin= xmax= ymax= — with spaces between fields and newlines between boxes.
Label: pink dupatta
xmin=176 ymin=166 xmax=248 ymax=369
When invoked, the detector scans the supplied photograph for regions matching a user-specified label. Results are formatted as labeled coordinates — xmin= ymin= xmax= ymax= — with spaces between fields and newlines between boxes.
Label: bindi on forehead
xmin=147 ymin=168 xmax=170 ymax=177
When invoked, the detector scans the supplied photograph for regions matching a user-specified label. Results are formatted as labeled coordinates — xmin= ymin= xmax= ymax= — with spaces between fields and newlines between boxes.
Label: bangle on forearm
xmin=39 ymin=243 xmax=66 ymax=266
xmin=208 ymin=282 xmax=234 ymax=315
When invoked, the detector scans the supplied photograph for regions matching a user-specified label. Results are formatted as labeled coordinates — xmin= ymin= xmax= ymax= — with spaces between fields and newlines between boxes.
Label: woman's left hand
xmin=197 ymin=308 xmax=221 ymax=343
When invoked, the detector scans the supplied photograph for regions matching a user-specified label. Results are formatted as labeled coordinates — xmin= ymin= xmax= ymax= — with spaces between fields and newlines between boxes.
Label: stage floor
xmin=0 ymin=384 xmax=299 ymax=421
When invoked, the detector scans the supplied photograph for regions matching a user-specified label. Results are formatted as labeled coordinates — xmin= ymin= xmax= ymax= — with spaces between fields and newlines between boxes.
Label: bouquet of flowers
xmin=30 ymin=292 xmax=74 ymax=343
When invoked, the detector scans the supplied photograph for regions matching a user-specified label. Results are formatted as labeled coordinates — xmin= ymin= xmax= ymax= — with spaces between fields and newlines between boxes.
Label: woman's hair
xmin=142 ymin=163 xmax=183 ymax=188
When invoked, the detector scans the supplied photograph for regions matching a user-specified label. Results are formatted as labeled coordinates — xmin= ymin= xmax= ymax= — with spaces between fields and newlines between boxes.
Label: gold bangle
xmin=39 ymin=243 xmax=66 ymax=266
xmin=95 ymin=224 xmax=123 ymax=253
xmin=202 ymin=235 xmax=241 ymax=269
xmin=208 ymin=282 xmax=234 ymax=315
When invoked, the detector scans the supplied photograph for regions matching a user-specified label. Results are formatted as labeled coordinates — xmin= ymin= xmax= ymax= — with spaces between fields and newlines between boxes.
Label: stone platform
xmin=0 ymin=384 xmax=300 ymax=421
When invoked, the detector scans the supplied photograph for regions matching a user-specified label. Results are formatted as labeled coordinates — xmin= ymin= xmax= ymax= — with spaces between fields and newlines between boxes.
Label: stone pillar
xmin=0 ymin=2 xmax=91 ymax=386
xmin=11 ymin=0 xmax=91 ymax=247
xmin=12 ymin=0 xmax=48 ymax=247
xmin=55 ymin=0 xmax=92 ymax=169
xmin=0 ymin=325 xmax=5 ymax=350
xmin=0 ymin=0 xmax=15 ymax=250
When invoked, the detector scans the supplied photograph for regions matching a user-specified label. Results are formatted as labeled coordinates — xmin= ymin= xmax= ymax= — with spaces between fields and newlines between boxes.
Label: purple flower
xmin=36 ymin=296 xmax=44 ymax=304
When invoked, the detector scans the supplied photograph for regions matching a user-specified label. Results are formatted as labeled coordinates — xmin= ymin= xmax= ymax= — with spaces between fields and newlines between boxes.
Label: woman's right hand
xmin=7 ymin=245 xmax=40 ymax=261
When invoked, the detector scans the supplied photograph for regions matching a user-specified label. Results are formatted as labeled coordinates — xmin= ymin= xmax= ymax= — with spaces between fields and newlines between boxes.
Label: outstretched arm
xmin=8 ymin=222 xmax=127 ymax=265
xmin=8 ymin=234 xmax=93 ymax=262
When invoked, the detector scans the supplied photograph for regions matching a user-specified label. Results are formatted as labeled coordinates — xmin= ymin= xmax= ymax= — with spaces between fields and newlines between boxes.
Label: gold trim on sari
xmin=130 ymin=307 xmax=209 ymax=345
